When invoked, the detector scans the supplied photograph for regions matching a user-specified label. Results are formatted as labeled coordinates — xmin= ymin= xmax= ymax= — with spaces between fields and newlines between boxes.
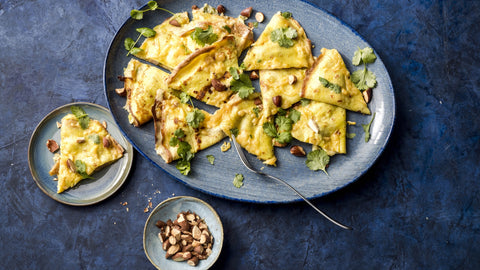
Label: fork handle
xmin=262 ymin=173 xmax=352 ymax=230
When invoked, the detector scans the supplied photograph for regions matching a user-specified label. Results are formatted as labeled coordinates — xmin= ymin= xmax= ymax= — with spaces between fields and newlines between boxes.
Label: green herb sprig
xmin=229 ymin=67 xmax=255 ymax=99
xmin=319 ymin=77 xmax=342 ymax=94
xmin=263 ymin=109 xmax=301 ymax=144
xmin=190 ymin=26 xmax=218 ymax=46
xmin=130 ymin=1 xmax=175 ymax=20
xmin=233 ymin=173 xmax=244 ymax=188
xmin=75 ymin=160 xmax=93 ymax=179
xmin=362 ymin=112 xmax=376 ymax=142
xmin=125 ymin=27 xmax=156 ymax=56
xmin=351 ymin=47 xmax=377 ymax=90
xmin=270 ymin=27 xmax=298 ymax=48
xmin=70 ymin=106 xmax=90 ymax=129
xmin=169 ymin=128 xmax=194 ymax=175
xmin=305 ymin=149 xmax=330 ymax=175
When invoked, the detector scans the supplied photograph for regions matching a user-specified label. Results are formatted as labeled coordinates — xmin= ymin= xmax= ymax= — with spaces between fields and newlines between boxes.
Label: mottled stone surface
xmin=1 ymin=0 xmax=479 ymax=269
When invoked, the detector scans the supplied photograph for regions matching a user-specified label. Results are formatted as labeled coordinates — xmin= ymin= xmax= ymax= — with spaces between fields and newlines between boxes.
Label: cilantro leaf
xmin=70 ymin=106 xmax=90 ymax=129
xmin=233 ymin=173 xmax=244 ymax=188
xmin=281 ymin=11 xmax=292 ymax=19
xmin=262 ymin=122 xmax=278 ymax=138
xmin=351 ymin=68 xmax=377 ymax=90
xmin=223 ymin=25 xmax=231 ymax=33
xmin=206 ymin=155 xmax=215 ymax=165
xmin=88 ymin=134 xmax=100 ymax=144
xmin=300 ymin=98 xmax=311 ymax=106
xmin=174 ymin=129 xmax=185 ymax=139
xmin=276 ymin=131 xmax=293 ymax=144
xmin=252 ymin=107 xmax=259 ymax=117
xmin=270 ymin=27 xmax=298 ymax=48
xmin=319 ymin=77 xmax=342 ymax=94
xmin=136 ymin=27 xmax=156 ymax=38
xmin=190 ymin=26 xmax=218 ymax=46
xmin=124 ymin=37 xmax=135 ymax=51
xmin=179 ymin=92 xmax=191 ymax=104
xmin=230 ymin=128 xmax=239 ymax=137
xmin=288 ymin=109 xmax=301 ymax=123
xmin=74 ymin=160 xmax=93 ymax=179
xmin=130 ymin=1 xmax=174 ymax=20
xmin=130 ymin=9 xmax=144 ymax=20
xmin=186 ymin=109 xmax=205 ymax=128
xmin=275 ymin=116 xmax=293 ymax=133
xmin=362 ymin=112 xmax=376 ymax=142
xmin=230 ymin=73 xmax=255 ymax=99
xmin=306 ymin=149 xmax=330 ymax=175
xmin=228 ymin=67 xmax=240 ymax=80
xmin=353 ymin=47 xmax=377 ymax=66
xmin=176 ymin=160 xmax=191 ymax=175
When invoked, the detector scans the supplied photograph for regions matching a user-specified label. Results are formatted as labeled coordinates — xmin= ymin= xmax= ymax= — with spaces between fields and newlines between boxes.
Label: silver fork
xmin=231 ymin=135 xmax=352 ymax=230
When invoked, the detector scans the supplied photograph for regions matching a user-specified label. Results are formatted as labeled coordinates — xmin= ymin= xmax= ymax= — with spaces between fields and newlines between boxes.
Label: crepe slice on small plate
xmin=259 ymin=68 xmax=306 ymax=118
xmin=291 ymin=100 xmax=346 ymax=155
xmin=134 ymin=5 xmax=253 ymax=71
xmin=242 ymin=12 xmax=314 ymax=70
xmin=49 ymin=110 xmax=124 ymax=193
xmin=210 ymin=93 xmax=277 ymax=166
xmin=301 ymin=48 xmax=370 ymax=114
xmin=152 ymin=89 xmax=226 ymax=164
xmin=166 ymin=36 xmax=238 ymax=107
xmin=120 ymin=59 xmax=169 ymax=127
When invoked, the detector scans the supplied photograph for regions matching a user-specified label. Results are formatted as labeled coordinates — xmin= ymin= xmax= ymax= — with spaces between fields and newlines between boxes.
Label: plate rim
xmin=28 ymin=102 xmax=134 ymax=206
xmin=103 ymin=0 xmax=396 ymax=203
xmin=143 ymin=196 xmax=224 ymax=270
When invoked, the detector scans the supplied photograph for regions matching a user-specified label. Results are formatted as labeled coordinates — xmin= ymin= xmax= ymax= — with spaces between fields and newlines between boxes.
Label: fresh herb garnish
xmin=252 ymin=107 xmax=260 ymax=117
xmin=262 ymin=110 xmax=300 ymax=144
xmin=179 ymin=92 xmax=191 ymax=104
xmin=362 ymin=112 xmax=376 ymax=142
xmin=300 ymin=98 xmax=311 ymax=106
xmin=186 ymin=109 xmax=205 ymax=129
xmin=206 ymin=155 xmax=215 ymax=165
xmin=190 ymin=26 xmax=218 ymax=46
xmin=319 ymin=77 xmax=342 ymax=94
xmin=74 ymin=160 xmax=93 ymax=179
xmin=222 ymin=25 xmax=232 ymax=33
xmin=305 ymin=149 xmax=330 ymax=175
xmin=169 ymin=129 xmax=194 ymax=175
xmin=130 ymin=1 xmax=175 ymax=20
xmin=229 ymin=68 xmax=255 ymax=99
xmin=281 ymin=11 xmax=292 ymax=19
xmin=233 ymin=173 xmax=244 ymax=188
xmin=270 ymin=27 xmax=298 ymax=48
xmin=125 ymin=27 xmax=156 ymax=56
xmin=70 ymin=106 xmax=90 ymax=129
xmin=351 ymin=47 xmax=377 ymax=90
xmin=230 ymin=128 xmax=239 ymax=137
xmin=346 ymin=133 xmax=356 ymax=139
xmin=88 ymin=134 xmax=100 ymax=144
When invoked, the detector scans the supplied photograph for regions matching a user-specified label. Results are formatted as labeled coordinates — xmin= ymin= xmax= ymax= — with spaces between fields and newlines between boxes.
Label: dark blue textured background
xmin=1 ymin=0 xmax=479 ymax=269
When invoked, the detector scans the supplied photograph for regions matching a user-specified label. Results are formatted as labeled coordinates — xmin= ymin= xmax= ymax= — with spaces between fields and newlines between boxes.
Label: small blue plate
xmin=28 ymin=102 xmax=133 ymax=206
xmin=144 ymin=196 xmax=223 ymax=270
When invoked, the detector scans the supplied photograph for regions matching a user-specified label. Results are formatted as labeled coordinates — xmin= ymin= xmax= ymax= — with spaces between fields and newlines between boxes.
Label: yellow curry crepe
xmin=211 ymin=94 xmax=276 ymax=165
xmin=50 ymin=113 xmax=124 ymax=193
xmin=291 ymin=100 xmax=346 ymax=155
xmin=243 ymin=12 xmax=314 ymax=70
xmin=122 ymin=59 xmax=169 ymax=127
xmin=166 ymin=36 xmax=238 ymax=107
xmin=301 ymin=48 xmax=370 ymax=114
xmin=152 ymin=90 xmax=226 ymax=163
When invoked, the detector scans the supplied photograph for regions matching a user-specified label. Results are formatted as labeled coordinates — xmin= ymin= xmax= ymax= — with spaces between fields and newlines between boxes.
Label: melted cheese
xmin=301 ymin=48 xmax=370 ymax=114
xmin=243 ymin=12 xmax=314 ymax=70
xmin=123 ymin=59 xmax=169 ymax=126
xmin=291 ymin=101 xmax=346 ymax=155
xmin=55 ymin=114 xmax=124 ymax=193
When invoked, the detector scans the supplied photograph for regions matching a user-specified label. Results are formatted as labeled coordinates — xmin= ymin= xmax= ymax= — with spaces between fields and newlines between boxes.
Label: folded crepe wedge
xmin=166 ymin=36 xmax=239 ymax=107
xmin=152 ymin=89 xmax=226 ymax=163
xmin=135 ymin=7 xmax=253 ymax=71
xmin=301 ymin=48 xmax=370 ymax=114
xmin=291 ymin=100 xmax=346 ymax=155
xmin=259 ymin=68 xmax=306 ymax=118
xmin=121 ymin=59 xmax=169 ymax=127
xmin=210 ymin=93 xmax=277 ymax=166
xmin=50 ymin=113 xmax=124 ymax=193
xmin=242 ymin=12 xmax=314 ymax=70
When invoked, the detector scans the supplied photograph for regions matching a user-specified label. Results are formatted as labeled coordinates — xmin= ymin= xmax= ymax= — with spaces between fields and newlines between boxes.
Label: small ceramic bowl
xmin=144 ymin=196 xmax=223 ymax=270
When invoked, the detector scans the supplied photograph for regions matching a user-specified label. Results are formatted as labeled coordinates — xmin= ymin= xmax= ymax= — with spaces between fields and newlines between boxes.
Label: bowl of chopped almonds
xmin=143 ymin=196 xmax=223 ymax=269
